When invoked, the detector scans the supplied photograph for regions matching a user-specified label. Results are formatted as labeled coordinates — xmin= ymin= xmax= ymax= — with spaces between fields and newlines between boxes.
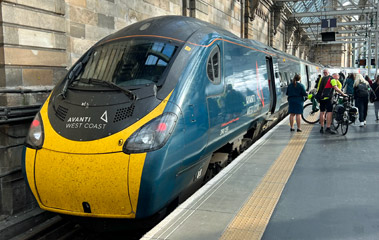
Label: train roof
xmin=99 ymin=15 xmax=240 ymax=45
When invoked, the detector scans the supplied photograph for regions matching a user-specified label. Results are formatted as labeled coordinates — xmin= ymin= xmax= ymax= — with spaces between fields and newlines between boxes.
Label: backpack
xmin=356 ymin=83 xmax=369 ymax=98
xmin=315 ymin=77 xmax=332 ymax=101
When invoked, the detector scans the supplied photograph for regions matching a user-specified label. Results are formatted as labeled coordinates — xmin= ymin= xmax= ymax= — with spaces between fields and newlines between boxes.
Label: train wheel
xmin=302 ymin=103 xmax=319 ymax=124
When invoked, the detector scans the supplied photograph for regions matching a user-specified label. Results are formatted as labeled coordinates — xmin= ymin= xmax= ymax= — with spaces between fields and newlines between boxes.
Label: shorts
xmin=320 ymin=99 xmax=333 ymax=112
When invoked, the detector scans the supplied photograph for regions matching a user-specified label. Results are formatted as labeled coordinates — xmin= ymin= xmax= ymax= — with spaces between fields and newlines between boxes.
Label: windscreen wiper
xmin=87 ymin=78 xmax=137 ymax=101
xmin=61 ymin=50 xmax=93 ymax=99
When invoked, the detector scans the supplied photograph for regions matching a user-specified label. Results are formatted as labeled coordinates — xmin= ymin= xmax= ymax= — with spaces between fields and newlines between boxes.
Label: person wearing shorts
xmin=317 ymin=70 xmax=346 ymax=134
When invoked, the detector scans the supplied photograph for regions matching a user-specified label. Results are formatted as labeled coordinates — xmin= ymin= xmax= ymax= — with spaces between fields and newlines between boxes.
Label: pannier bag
xmin=348 ymin=107 xmax=358 ymax=122
xmin=335 ymin=104 xmax=345 ymax=121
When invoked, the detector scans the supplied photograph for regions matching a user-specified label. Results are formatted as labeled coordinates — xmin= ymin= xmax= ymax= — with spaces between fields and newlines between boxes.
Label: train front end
xmin=22 ymin=35 xmax=184 ymax=219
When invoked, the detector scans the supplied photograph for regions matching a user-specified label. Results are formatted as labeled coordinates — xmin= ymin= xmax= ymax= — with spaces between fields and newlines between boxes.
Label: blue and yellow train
xmin=22 ymin=16 xmax=321 ymax=220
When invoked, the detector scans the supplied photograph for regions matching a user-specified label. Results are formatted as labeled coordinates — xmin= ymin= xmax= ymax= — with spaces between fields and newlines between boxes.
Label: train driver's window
xmin=207 ymin=46 xmax=221 ymax=84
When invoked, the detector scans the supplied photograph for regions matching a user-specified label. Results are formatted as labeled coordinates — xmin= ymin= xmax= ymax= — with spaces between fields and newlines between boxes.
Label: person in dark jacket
xmin=286 ymin=74 xmax=307 ymax=132
xmin=354 ymin=74 xmax=370 ymax=126
xmin=372 ymin=76 xmax=379 ymax=121
xmin=343 ymin=73 xmax=355 ymax=95
xmin=315 ymin=74 xmax=322 ymax=88
xmin=339 ymin=71 xmax=345 ymax=86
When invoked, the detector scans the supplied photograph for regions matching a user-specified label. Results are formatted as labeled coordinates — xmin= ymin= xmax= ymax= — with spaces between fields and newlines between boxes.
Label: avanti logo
xmin=101 ymin=111 xmax=108 ymax=123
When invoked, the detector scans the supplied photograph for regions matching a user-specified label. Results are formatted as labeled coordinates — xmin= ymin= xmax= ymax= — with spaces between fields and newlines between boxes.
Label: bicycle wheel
xmin=302 ymin=103 xmax=320 ymax=124
xmin=340 ymin=120 xmax=349 ymax=135
xmin=332 ymin=110 xmax=339 ymax=130
xmin=340 ymin=112 xmax=349 ymax=135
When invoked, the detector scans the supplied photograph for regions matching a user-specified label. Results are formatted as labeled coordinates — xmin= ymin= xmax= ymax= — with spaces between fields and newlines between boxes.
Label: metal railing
xmin=0 ymin=88 xmax=52 ymax=124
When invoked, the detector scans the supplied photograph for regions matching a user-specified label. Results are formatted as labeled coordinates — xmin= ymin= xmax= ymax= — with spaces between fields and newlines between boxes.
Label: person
xmin=286 ymin=74 xmax=307 ymax=132
xmin=339 ymin=71 xmax=345 ymax=86
xmin=317 ymin=69 xmax=347 ymax=134
xmin=372 ymin=76 xmax=379 ymax=121
xmin=315 ymin=74 xmax=322 ymax=88
xmin=343 ymin=73 xmax=355 ymax=96
xmin=332 ymin=73 xmax=343 ymax=89
xmin=354 ymin=74 xmax=370 ymax=127
xmin=365 ymin=75 xmax=373 ymax=86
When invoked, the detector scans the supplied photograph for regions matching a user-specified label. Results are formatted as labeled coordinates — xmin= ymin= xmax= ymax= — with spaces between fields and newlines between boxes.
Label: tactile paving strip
xmin=220 ymin=123 xmax=314 ymax=240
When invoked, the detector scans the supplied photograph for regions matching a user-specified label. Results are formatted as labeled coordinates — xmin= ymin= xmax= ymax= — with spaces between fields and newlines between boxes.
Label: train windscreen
xmin=72 ymin=39 xmax=178 ymax=88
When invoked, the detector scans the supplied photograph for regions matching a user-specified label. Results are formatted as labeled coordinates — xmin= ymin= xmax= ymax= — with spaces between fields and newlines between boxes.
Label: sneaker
xmin=325 ymin=128 xmax=336 ymax=134
xmin=364 ymin=120 xmax=367 ymax=125
xmin=360 ymin=122 xmax=364 ymax=127
xmin=320 ymin=127 xmax=324 ymax=133
xmin=297 ymin=129 xmax=302 ymax=132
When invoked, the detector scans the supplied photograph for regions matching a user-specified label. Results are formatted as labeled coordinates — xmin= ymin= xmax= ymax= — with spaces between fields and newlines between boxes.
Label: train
xmin=22 ymin=16 xmax=321 ymax=221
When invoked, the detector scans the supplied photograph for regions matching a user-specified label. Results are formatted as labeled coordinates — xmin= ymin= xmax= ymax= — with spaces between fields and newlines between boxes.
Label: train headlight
xmin=123 ymin=113 xmax=178 ymax=154
xmin=25 ymin=113 xmax=44 ymax=149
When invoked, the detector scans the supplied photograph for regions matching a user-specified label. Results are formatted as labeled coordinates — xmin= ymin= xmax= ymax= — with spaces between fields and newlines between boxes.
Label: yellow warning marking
xmin=220 ymin=123 xmax=314 ymax=240
xmin=185 ymin=46 xmax=191 ymax=51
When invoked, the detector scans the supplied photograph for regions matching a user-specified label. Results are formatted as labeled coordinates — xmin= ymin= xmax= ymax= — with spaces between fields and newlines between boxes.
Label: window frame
xmin=206 ymin=46 xmax=221 ymax=84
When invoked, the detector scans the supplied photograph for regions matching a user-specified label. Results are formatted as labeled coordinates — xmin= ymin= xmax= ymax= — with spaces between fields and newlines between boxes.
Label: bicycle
xmin=302 ymin=94 xmax=358 ymax=135
xmin=331 ymin=94 xmax=358 ymax=135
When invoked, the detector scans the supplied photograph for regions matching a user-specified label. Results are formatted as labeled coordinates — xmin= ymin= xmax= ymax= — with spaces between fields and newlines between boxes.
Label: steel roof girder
xmin=291 ymin=8 xmax=374 ymax=18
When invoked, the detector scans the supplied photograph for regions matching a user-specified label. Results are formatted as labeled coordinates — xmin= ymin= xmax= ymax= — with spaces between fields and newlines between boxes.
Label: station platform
xmin=142 ymin=104 xmax=379 ymax=240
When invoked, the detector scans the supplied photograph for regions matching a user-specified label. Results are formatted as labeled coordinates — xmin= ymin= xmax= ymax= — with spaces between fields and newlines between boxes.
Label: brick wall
xmin=312 ymin=44 xmax=345 ymax=67
xmin=189 ymin=0 xmax=243 ymax=37
xmin=66 ymin=0 xmax=182 ymax=65
xmin=1 ymin=0 xmax=67 ymax=89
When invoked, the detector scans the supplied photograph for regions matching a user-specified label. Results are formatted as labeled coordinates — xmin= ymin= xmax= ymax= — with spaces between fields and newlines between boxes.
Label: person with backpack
xmin=316 ymin=69 xmax=347 ymax=134
xmin=354 ymin=74 xmax=370 ymax=127
xmin=371 ymin=75 xmax=379 ymax=121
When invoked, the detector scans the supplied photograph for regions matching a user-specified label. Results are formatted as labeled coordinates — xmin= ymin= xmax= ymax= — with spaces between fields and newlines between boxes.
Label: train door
xmin=205 ymin=41 xmax=225 ymax=148
xmin=266 ymin=56 xmax=277 ymax=114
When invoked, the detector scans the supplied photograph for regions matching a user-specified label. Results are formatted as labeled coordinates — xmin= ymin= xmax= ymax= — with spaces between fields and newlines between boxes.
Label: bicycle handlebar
xmin=335 ymin=93 xmax=351 ymax=101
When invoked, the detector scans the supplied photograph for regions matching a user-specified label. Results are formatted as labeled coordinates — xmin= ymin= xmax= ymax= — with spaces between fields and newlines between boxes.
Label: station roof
xmin=283 ymin=0 xmax=378 ymax=46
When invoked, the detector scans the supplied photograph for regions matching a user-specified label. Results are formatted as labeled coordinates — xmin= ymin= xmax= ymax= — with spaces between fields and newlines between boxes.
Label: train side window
xmin=207 ymin=46 xmax=221 ymax=84
xmin=279 ymin=72 xmax=285 ymax=85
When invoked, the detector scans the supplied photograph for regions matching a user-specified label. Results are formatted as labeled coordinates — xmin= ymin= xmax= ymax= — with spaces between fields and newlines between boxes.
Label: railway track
xmin=9 ymin=215 xmax=148 ymax=240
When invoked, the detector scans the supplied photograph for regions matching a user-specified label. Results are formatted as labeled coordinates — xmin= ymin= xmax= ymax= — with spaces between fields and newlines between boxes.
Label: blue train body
xmin=22 ymin=16 xmax=321 ymax=220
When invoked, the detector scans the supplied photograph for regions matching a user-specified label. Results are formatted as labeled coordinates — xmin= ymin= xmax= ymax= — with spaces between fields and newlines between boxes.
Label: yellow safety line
xmin=220 ymin=122 xmax=314 ymax=240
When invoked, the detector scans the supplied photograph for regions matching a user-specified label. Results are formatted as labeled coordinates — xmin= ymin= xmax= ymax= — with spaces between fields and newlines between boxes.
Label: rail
xmin=0 ymin=87 xmax=52 ymax=125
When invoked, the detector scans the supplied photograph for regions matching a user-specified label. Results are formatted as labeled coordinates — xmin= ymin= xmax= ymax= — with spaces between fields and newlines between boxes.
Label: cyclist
xmin=317 ymin=70 xmax=347 ymax=134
